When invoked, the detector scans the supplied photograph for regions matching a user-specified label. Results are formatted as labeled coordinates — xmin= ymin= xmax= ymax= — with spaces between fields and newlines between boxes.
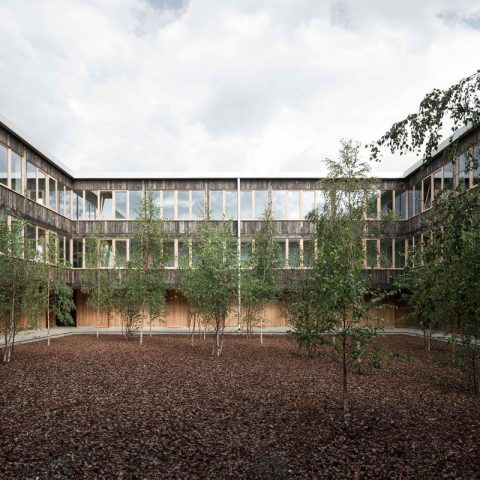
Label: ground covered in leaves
xmin=0 ymin=334 xmax=479 ymax=479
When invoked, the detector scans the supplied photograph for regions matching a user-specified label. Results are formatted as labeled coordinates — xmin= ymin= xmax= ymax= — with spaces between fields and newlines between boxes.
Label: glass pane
xmin=366 ymin=192 xmax=378 ymax=219
xmin=275 ymin=239 xmax=286 ymax=266
xmin=414 ymin=181 xmax=422 ymax=216
xmin=303 ymin=240 xmax=314 ymax=267
xmin=99 ymin=192 xmax=112 ymax=220
xmin=48 ymin=178 xmax=56 ymax=210
xmin=191 ymin=241 xmax=200 ymax=267
xmin=65 ymin=189 xmax=71 ymax=218
xmin=422 ymin=177 xmax=432 ymax=210
xmin=474 ymin=146 xmax=480 ymax=185
xmin=443 ymin=162 xmax=454 ymax=190
xmin=241 ymin=240 xmax=252 ymax=262
xmin=178 ymin=241 xmax=189 ymax=267
xmin=126 ymin=190 xmax=141 ymax=220
xmin=287 ymin=191 xmax=300 ymax=219
xmin=37 ymin=228 xmax=46 ymax=260
xmin=73 ymin=190 xmax=84 ymax=220
xmin=210 ymin=191 xmax=223 ymax=220
xmin=100 ymin=240 xmax=113 ymax=268
xmin=165 ymin=241 xmax=175 ymax=267
xmin=288 ymin=240 xmax=300 ymax=267
xmin=271 ymin=191 xmax=285 ymax=219
xmin=380 ymin=190 xmax=393 ymax=212
xmin=58 ymin=184 xmax=65 ymax=216
xmin=366 ymin=240 xmax=378 ymax=268
xmin=458 ymin=153 xmax=469 ymax=190
xmin=85 ymin=190 xmax=98 ymax=220
xmin=225 ymin=191 xmax=237 ymax=220
xmin=380 ymin=239 xmax=393 ymax=268
xmin=254 ymin=191 xmax=268 ymax=219
xmin=434 ymin=169 xmax=442 ymax=198
xmin=240 ymin=191 xmax=253 ymax=219
xmin=303 ymin=191 xmax=315 ymax=218
xmin=316 ymin=190 xmax=326 ymax=213
xmin=407 ymin=190 xmax=413 ymax=219
xmin=115 ymin=240 xmax=127 ymax=267
xmin=26 ymin=162 xmax=36 ymax=200
xmin=115 ymin=191 xmax=127 ymax=219
xmin=11 ymin=152 xmax=22 ymax=193
xmin=37 ymin=170 xmax=46 ymax=205
xmin=162 ymin=191 xmax=174 ymax=219
xmin=395 ymin=238 xmax=405 ymax=268
xmin=65 ymin=238 xmax=71 ymax=265
xmin=178 ymin=191 xmax=189 ymax=220
xmin=59 ymin=237 xmax=65 ymax=263
xmin=394 ymin=191 xmax=406 ymax=220
xmin=0 ymin=144 xmax=6 ymax=186
xmin=192 ymin=191 xmax=205 ymax=219
xmin=24 ymin=224 xmax=36 ymax=253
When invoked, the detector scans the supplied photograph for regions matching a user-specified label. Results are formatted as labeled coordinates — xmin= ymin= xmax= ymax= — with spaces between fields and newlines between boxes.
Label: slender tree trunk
xmin=140 ymin=318 xmax=144 ymax=345
xmin=191 ymin=313 xmax=196 ymax=347
xmin=260 ymin=316 xmax=263 ymax=345
xmin=219 ymin=318 xmax=225 ymax=355
xmin=427 ymin=326 xmax=432 ymax=352
xmin=96 ymin=306 xmax=99 ymax=340
xmin=342 ymin=334 xmax=350 ymax=428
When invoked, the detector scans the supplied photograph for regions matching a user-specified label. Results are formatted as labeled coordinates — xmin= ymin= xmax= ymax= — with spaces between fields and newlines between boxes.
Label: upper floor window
xmin=413 ymin=181 xmax=422 ymax=216
xmin=192 ymin=191 xmax=205 ymax=220
xmin=422 ymin=175 xmax=432 ymax=211
xmin=456 ymin=153 xmax=469 ymax=190
xmin=287 ymin=191 xmax=300 ymax=220
xmin=37 ymin=170 xmax=46 ymax=206
xmin=26 ymin=162 xmax=36 ymax=201
xmin=303 ymin=191 xmax=315 ymax=218
xmin=99 ymin=191 xmax=112 ymax=220
xmin=177 ymin=191 xmax=190 ymax=220
xmin=272 ymin=190 xmax=285 ymax=219
xmin=11 ymin=151 xmax=22 ymax=194
xmin=129 ymin=191 xmax=143 ymax=220
xmin=115 ymin=191 xmax=127 ymax=220
xmin=48 ymin=177 xmax=57 ymax=211
xmin=85 ymin=190 xmax=98 ymax=220
xmin=394 ymin=191 xmax=406 ymax=220
xmin=162 ymin=191 xmax=174 ymax=219
xmin=433 ymin=169 xmax=442 ymax=198
xmin=254 ymin=191 xmax=268 ymax=220
xmin=0 ymin=144 xmax=7 ymax=187
xmin=225 ymin=191 xmax=237 ymax=220
xmin=209 ymin=190 xmax=223 ymax=220
xmin=443 ymin=161 xmax=454 ymax=190
xmin=240 ymin=191 xmax=253 ymax=220
xmin=380 ymin=190 xmax=393 ymax=213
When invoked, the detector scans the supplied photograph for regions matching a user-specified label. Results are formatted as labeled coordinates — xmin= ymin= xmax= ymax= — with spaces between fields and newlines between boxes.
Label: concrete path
xmin=8 ymin=326 xmax=458 ymax=345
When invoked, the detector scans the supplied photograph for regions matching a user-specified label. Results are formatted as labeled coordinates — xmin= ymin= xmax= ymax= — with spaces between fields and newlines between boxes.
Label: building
xmin=1 ymin=118 xmax=479 ymax=329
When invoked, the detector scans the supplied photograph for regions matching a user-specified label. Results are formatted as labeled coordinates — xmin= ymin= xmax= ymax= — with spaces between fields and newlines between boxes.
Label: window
xmin=394 ymin=191 xmax=406 ymax=220
xmin=316 ymin=190 xmax=326 ymax=213
xmin=100 ymin=240 xmax=113 ymax=268
xmin=192 ymin=191 xmax=205 ymax=219
xmin=58 ymin=184 xmax=65 ymax=216
xmin=407 ymin=190 xmax=414 ymax=219
xmin=37 ymin=228 xmax=46 ymax=260
xmin=164 ymin=241 xmax=175 ymax=267
xmin=288 ymin=240 xmax=300 ymax=267
xmin=240 ymin=191 xmax=253 ymax=219
xmin=11 ymin=151 xmax=22 ymax=193
xmin=473 ymin=146 xmax=480 ymax=186
xmin=366 ymin=191 xmax=378 ymax=219
xmin=254 ymin=191 xmax=268 ymax=219
xmin=24 ymin=224 xmax=36 ymax=253
xmin=394 ymin=238 xmax=405 ymax=268
xmin=191 ymin=241 xmax=200 ymax=267
xmin=65 ymin=189 xmax=71 ymax=218
xmin=26 ymin=162 xmax=36 ymax=200
xmin=115 ymin=240 xmax=127 ymax=267
xmin=287 ymin=191 xmax=300 ymax=219
xmin=302 ymin=240 xmax=314 ymax=267
xmin=422 ymin=176 xmax=432 ymax=210
xmin=366 ymin=239 xmax=378 ymax=268
xmin=115 ymin=192 xmax=127 ymax=220
xmin=380 ymin=190 xmax=393 ymax=213
xmin=457 ymin=153 xmax=469 ymax=190
xmin=48 ymin=178 xmax=57 ymax=210
xmin=73 ymin=190 xmax=84 ymax=220
xmin=0 ymin=144 xmax=6 ymax=187
xmin=275 ymin=239 xmax=286 ymax=267
xmin=225 ymin=191 xmax=237 ymax=220
xmin=271 ymin=191 xmax=285 ymax=219
xmin=37 ymin=170 xmax=46 ymax=205
xmin=65 ymin=238 xmax=71 ymax=265
xmin=413 ymin=181 xmax=422 ymax=216
xmin=178 ymin=241 xmax=190 ymax=267
xmin=241 ymin=240 xmax=252 ymax=262
xmin=380 ymin=238 xmax=393 ymax=268
xmin=85 ymin=190 xmax=98 ymax=220
xmin=303 ymin=191 xmax=315 ymax=218
xmin=177 ymin=191 xmax=190 ymax=220
xmin=99 ymin=192 xmax=112 ymax=220
xmin=162 ymin=191 xmax=174 ymax=219
xmin=209 ymin=191 xmax=223 ymax=220
xmin=73 ymin=239 xmax=83 ymax=268
xmin=433 ymin=169 xmax=442 ymax=197
xmin=129 ymin=191 xmax=143 ymax=220
xmin=443 ymin=161 xmax=454 ymax=190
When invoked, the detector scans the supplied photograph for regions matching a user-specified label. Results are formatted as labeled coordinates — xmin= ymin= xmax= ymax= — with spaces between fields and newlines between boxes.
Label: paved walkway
xmin=9 ymin=326 xmax=458 ymax=345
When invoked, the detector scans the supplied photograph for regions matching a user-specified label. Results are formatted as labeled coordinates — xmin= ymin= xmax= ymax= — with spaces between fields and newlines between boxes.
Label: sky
xmin=0 ymin=0 xmax=479 ymax=177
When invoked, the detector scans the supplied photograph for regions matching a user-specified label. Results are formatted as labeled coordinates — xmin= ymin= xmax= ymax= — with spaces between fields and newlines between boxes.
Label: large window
xmin=37 ymin=170 xmax=46 ymax=205
xmin=456 ymin=153 xmax=469 ymax=190
xmin=394 ymin=191 xmax=406 ymax=220
xmin=115 ymin=191 xmax=127 ymax=220
xmin=380 ymin=238 xmax=393 ymax=268
xmin=162 ymin=191 xmax=174 ymax=219
xmin=65 ymin=189 xmax=71 ymax=218
xmin=287 ymin=191 xmax=300 ymax=219
xmin=72 ymin=190 xmax=84 ymax=220
xmin=413 ymin=181 xmax=422 ymax=216
xmin=115 ymin=240 xmax=127 ymax=267
xmin=272 ymin=190 xmax=285 ymax=219
xmin=254 ymin=191 xmax=268 ymax=219
xmin=394 ymin=238 xmax=405 ymax=268
xmin=210 ymin=191 xmax=223 ymax=220
xmin=275 ymin=239 xmax=286 ymax=267
xmin=0 ymin=144 xmax=6 ymax=187
xmin=316 ymin=190 xmax=326 ymax=213
xmin=58 ymin=184 xmax=65 ymax=216
xmin=433 ymin=169 xmax=442 ymax=198
xmin=366 ymin=239 xmax=378 ymax=268
xmin=192 ymin=191 xmax=205 ymax=219
xmin=164 ymin=241 xmax=175 ymax=267
xmin=240 ymin=191 xmax=253 ymax=219
xmin=422 ymin=176 xmax=432 ymax=210
xmin=177 ymin=191 xmax=190 ymax=220
xmin=178 ymin=241 xmax=190 ymax=267
xmin=85 ymin=191 xmax=98 ymax=220
xmin=288 ymin=239 xmax=300 ymax=267
xmin=241 ymin=240 xmax=252 ymax=262
xmin=303 ymin=191 xmax=315 ymax=218
xmin=48 ymin=178 xmax=57 ymax=210
xmin=380 ymin=190 xmax=393 ymax=213
xmin=474 ymin=146 xmax=480 ymax=186
xmin=366 ymin=192 xmax=378 ymax=219
xmin=99 ymin=192 xmax=112 ymax=220
xmin=129 ymin=191 xmax=143 ymax=220
xmin=225 ymin=191 xmax=237 ymax=220
xmin=443 ymin=161 xmax=454 ymax=190
xmin=303 ymin=239 xmax=314 ymax=267
xmin=26 ymin=162 xmax=36 ymax=201
xmin=11 ymin=151 xmax=22 ymax=193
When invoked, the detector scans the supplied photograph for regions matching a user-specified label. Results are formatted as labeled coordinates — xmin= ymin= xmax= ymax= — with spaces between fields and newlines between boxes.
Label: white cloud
xmin=0 ymin=0 xmax=479 ymax=177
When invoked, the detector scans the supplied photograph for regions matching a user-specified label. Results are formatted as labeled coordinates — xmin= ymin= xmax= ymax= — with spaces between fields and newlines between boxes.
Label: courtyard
xmin=0 ymin=334 xmax=478 ymax=479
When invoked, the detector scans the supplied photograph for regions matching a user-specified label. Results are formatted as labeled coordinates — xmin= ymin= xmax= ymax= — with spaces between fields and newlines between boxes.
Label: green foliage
xmin=369 ymin=69 xmax=480 ymax=162
xmin=241 ymin=208 xmax=281 ymax=335
xmin=180 ymin=219 xmax=238 ymax=356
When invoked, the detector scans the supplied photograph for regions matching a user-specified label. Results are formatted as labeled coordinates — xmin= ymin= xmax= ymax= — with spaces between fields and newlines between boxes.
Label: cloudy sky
xmin=0 ymin=0 xmax=479 ymax=176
